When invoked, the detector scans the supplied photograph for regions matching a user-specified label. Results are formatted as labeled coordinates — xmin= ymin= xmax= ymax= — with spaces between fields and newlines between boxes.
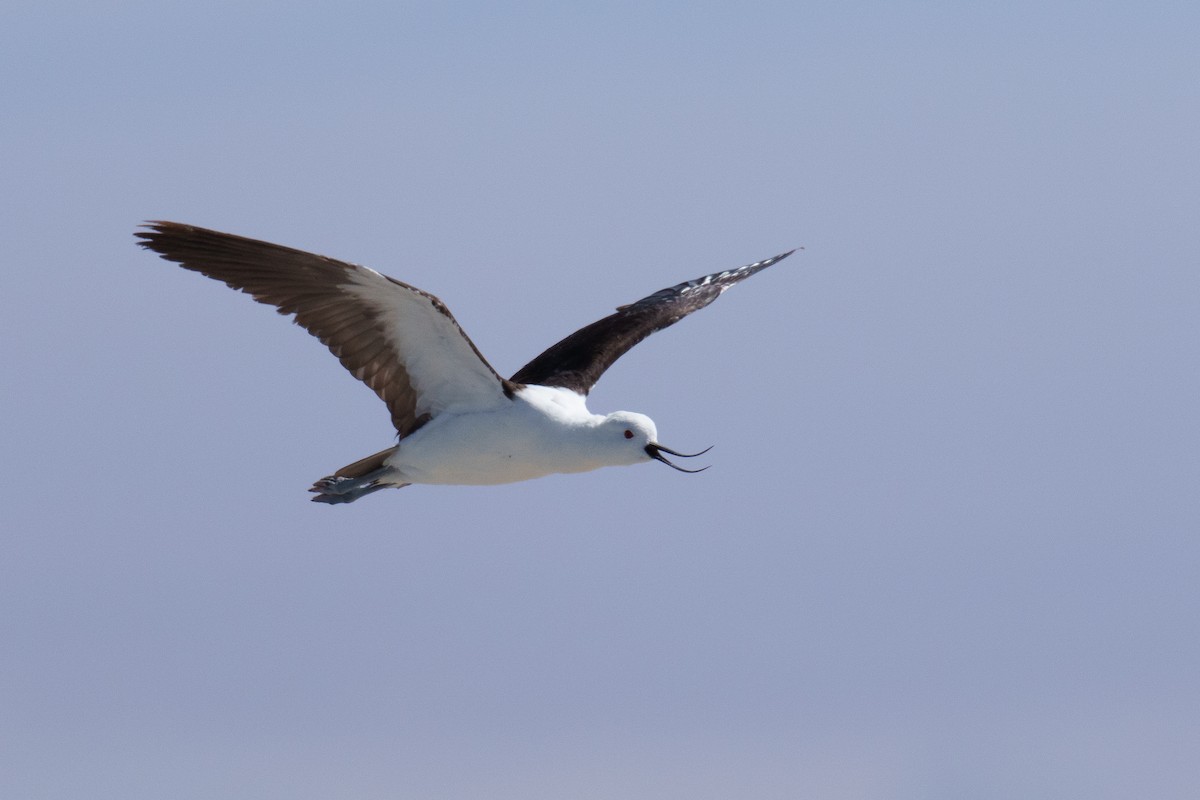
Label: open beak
xmin=645 ymin=443 xmax=713 ymax=473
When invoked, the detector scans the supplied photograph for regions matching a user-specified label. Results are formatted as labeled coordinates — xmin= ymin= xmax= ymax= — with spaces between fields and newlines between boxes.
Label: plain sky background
xmin=3 ymin=2 xmax=1198 ymax=798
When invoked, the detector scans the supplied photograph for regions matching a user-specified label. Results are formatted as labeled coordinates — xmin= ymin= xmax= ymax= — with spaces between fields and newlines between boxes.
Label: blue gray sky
xmin=3 ymin=2 xmax=1198 ymax=798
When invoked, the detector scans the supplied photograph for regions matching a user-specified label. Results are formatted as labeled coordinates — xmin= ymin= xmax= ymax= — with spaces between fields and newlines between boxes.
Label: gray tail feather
xmin=310 ymin=480 xmax=402 ymax=504
xmin=309 ymin=446 xmax=406 ymax=504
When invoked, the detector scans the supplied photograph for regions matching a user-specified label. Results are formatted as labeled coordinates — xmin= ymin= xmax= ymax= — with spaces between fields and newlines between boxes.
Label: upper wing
xmin=510 ymin=250 xmax=796 ymax=394
xmin=137 ymin=221 xmax=516 ymax=436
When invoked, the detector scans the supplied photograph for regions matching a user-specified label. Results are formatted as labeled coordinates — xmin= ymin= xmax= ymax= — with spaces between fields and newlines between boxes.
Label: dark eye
xmin=624 ymin=429 xmax=634 ymax=439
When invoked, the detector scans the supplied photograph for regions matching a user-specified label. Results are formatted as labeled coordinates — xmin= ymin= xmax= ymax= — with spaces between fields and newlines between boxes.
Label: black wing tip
xmin=136 ymin=219 xmax=186 ymax=235
xmin=135 ymin=220 xmax=194 ymax=252
xmin=766 ymin=247 xmax=801 ymax=264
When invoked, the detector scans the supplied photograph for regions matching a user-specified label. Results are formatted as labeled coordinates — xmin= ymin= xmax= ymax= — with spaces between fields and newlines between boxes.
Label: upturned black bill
xmin=645 ymin=443 xmax=713 ymax=473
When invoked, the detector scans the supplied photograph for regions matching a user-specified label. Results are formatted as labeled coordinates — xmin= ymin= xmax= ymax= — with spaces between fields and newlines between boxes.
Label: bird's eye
xmin=624 ymin=429 xmax=634 ymax=439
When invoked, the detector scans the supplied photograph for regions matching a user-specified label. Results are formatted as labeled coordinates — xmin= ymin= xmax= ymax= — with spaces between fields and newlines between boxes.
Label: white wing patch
xmin=344 ymin=267 xmax=510 ymax=418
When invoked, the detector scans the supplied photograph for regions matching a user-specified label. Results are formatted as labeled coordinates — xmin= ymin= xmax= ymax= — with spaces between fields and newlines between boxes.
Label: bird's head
xmin=600 ymin=411 xmax=712 ymax=472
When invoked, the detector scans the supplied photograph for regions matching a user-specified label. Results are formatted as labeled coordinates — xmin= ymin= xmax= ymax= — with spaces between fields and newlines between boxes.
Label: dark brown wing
xmin=137 ymin=221 xmax=517 ymax=436
xmin=510 ymin=250 xmax=796 ymax=393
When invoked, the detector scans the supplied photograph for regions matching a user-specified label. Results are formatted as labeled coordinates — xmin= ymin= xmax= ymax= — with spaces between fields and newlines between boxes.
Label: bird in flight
xmin=137 ymin=222 xmax=796 ymax=503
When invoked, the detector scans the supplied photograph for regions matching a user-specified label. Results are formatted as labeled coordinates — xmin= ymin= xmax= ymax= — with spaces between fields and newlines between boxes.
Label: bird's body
xmin=137 ymin=222 xmax=795 ymax=503
xmin=377 ymin=385 xmax=652 ymax=486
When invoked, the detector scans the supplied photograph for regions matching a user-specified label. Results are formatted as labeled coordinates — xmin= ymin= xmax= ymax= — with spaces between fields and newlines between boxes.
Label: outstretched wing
xmin=510 ymin=250 xmax=796 ymax=394
xmin=137 ymin=221 xmax=517 ymax=437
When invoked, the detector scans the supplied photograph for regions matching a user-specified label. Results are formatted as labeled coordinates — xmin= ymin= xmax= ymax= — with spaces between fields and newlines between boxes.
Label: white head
xmin=597 ymin=411 xmax=712 ymax=472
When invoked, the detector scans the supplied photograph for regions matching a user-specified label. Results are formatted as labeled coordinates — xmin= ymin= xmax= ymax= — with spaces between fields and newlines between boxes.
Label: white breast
xmin=384 ymin=386 xmax=609 ymax=485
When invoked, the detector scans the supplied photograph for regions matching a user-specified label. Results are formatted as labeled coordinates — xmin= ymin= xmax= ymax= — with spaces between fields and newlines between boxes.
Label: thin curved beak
xmin=645 ymin=443 xmax=713 ymax=473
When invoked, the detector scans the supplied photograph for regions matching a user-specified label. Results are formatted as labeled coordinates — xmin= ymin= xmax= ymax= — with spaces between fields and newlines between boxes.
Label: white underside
xmin=380 ymin=385 xmax=647 ymax=485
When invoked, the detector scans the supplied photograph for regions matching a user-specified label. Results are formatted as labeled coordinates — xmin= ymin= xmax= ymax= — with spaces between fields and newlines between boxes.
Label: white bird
xmin=137 ymin=222 xmax=796 ymax=503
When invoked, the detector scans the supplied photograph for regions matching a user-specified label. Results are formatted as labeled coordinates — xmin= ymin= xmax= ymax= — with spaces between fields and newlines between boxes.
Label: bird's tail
xmin=309 ymin=446 xmax=405 ymax=504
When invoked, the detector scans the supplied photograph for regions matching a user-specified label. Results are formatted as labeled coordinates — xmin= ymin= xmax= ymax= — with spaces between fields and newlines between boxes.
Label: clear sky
xmin=3 ymin=2 xmax=1198 ymax=798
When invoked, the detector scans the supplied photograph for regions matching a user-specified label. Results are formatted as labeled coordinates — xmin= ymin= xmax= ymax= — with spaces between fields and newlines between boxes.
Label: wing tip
xmin=134 ymin=220 xmax=193 ymax=252
xmin=136 ymin=219 xmax=184 ymax=234
xmin=768 ymin=246 xmax=802 ymax=264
